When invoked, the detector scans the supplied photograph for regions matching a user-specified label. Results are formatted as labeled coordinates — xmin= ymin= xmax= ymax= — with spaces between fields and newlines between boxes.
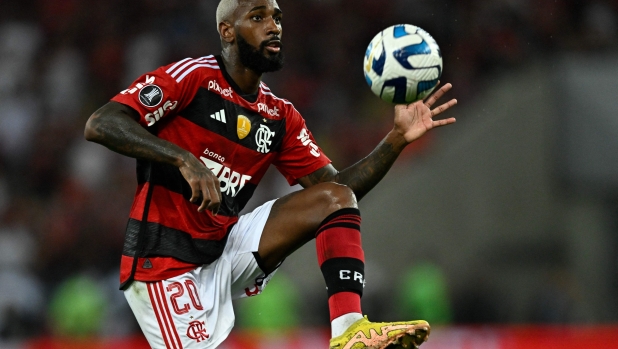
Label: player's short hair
xmin=216 ymin=0 xmax=240 ymax=29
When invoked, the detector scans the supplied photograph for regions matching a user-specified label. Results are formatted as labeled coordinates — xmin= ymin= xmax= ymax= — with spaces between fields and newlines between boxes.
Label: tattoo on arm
xmin=298 ymin=165 xmax=338 ymax=188
xmin=299 ymin=134 xmax=406 ymax=201
xmin=84 ymin=102 xmax=189 ymax=167
xmin=336 ymin=138 xmax=403 ymax=200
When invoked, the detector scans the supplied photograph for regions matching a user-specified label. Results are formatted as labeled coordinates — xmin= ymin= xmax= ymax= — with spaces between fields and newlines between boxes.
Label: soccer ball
xmin=363 ymin=24 xmax=443 ymax=104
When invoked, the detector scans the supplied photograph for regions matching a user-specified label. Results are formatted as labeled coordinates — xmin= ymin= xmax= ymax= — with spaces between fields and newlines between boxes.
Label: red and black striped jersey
xmin=111 ymin=55 xmax=330 ymax=288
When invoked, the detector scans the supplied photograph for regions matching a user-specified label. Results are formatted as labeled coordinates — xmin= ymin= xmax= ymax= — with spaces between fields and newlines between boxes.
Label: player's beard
xmin=236 ymin=33 xmax=284 ymax=73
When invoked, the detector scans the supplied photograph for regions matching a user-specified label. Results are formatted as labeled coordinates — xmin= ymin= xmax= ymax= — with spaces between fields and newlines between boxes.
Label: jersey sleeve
xmin=111 ymin=58 xmax=207 ymax=128
xmin=273 ymin=108 xmax=331 ymax=185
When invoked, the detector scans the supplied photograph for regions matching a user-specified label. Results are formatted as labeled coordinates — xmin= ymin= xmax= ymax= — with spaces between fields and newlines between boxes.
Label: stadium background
xmin=1 ymin=0 xmax=618 ymax=348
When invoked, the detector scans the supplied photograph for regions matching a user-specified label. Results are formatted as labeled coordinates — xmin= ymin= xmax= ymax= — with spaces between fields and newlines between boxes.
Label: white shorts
xmin=124 ymin=199 xmax=278 ymax=349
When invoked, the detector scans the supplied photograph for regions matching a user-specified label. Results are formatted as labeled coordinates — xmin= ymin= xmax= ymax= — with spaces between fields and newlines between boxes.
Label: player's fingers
xmin=206 ymin=180 xmax=221 ymax=215
xmin=432 ymin=117 xmax=457 ymax=127
xmin=188 ymin=179 xmax=201 ymax=204
xmin=430 ymin=98 xmax=457 ymax=117
xmin=425 ymin=83 xmax=452 ymax=108
xmin=197 ymin=184 xmax=212 ymax=212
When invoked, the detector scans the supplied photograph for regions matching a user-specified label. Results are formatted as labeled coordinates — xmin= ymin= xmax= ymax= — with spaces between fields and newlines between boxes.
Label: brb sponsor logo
xmin=144 ymin=100 xmax=178 ymax=126
xmin=257 ymin=103 xmax=279 ymax=117
xmin=208 ymin=80 xmax=233 ymax=98
xmin=202 ymin=148 xmax=225 ymax=163
xmin=297 ymin=128 xmax=320 ymax=157
xmin=200 ymin=156 xmax=251 ymax=197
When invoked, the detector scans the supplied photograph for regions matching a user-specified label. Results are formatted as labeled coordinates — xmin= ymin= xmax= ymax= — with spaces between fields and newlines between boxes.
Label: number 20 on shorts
xmin=166 ymin=280 xmax=203 ymax=315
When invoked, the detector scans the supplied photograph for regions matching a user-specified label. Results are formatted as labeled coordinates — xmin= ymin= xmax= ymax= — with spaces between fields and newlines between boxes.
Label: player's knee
xmin=313 ymin=182 xmax=357 ymax=215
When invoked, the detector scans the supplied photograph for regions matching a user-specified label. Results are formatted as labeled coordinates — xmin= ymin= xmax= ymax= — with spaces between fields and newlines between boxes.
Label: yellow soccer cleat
xmin=329 ymin=316 xmax=430 ymax=349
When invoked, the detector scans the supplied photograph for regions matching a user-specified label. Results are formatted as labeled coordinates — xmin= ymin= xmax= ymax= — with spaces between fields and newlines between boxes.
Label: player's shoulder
xmin=258 ymin=81 xmax=299 ymax=118
xmin=160 ymin=55 xmax=221 ymax=83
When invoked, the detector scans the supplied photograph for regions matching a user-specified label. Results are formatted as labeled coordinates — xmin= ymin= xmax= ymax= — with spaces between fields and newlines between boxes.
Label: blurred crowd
xmin=0 ymin=0 xmax=616 ymax=343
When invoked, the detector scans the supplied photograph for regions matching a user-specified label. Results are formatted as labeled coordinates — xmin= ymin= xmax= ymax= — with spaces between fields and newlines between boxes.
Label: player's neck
xmin=220 ymin=50 xmax=262 ymax=95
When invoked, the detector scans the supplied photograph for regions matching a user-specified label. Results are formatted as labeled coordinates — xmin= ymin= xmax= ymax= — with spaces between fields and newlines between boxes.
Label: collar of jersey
xmin=215 ymin=55 xmax=260 ymax=104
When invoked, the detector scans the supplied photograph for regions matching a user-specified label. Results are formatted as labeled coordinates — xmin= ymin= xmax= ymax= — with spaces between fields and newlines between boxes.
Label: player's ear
xmin=219 ymin=21 xmax=235 ymax=44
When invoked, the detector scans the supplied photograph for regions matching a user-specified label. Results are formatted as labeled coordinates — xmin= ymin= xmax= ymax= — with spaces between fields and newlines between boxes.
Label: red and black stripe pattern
xmin=316 ymin=208 xmax=365 ymax=321
xmin=113 ymin=54 xmax=332 ymax=287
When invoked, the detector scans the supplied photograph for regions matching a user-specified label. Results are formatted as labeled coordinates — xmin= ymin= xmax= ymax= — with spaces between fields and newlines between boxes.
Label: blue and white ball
xmin=364 ymin=24 xmax=443 ymax=104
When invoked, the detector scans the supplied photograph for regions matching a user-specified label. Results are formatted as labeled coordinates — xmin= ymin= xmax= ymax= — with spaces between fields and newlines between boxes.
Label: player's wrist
xmin=176 ymin=149 xmax=197 ymax=168
xmin=386 ymin=129 xmax=409 ymax=151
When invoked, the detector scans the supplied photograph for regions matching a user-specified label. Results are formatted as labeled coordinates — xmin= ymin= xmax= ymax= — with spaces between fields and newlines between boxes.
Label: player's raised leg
xmin=257 ymin=182 xmax=430 ymax=348
xmin=259 ymin=182 xmax=365 ymax=332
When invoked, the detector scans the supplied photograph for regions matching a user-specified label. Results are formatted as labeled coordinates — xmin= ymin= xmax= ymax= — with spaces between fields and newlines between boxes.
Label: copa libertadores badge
xmin=139 ymin=85 xmax=163 ymax=108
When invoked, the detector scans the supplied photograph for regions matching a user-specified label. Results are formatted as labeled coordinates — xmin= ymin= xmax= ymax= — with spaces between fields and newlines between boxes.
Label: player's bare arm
xmin=84 ymin=101 xmax=222 ymax=213
xmin=297 ymin=83 xmax=457 ymax=200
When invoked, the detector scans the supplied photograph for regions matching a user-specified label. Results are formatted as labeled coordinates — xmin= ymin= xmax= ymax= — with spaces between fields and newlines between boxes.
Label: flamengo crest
xmin=186 ymin=320 xmax=209 ymax=343
xmin=255 ymin=125 xmax=275 ymax=154
xmin=255 ymin=125 xmax=275 ymax=153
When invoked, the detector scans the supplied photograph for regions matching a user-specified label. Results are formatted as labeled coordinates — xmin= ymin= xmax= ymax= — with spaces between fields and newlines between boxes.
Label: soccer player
xmin=84 ymin=0 xmax=457 ymax=348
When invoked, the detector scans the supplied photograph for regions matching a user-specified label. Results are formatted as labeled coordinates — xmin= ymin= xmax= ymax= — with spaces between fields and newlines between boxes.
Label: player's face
xmin=234 ymin=0 xmax=284 ymax=73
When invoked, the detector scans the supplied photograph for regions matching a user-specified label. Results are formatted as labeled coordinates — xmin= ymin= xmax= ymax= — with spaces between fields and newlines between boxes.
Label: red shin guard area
xmin=316 ymin=228 xmax=365 ymax=265
xmin=328 ymin=292 xmax=362 ymax=322
xmin=316 ymin=209 xmax=364 ymax=321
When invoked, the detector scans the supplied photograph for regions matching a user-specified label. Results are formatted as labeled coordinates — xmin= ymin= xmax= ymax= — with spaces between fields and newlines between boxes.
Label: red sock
xmin=316 ymin=208 xmax=364 ymax=321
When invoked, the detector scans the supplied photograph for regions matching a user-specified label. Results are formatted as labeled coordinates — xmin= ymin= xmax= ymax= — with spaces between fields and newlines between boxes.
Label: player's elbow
xmin=84 ymin=113 xmax=103 ymax=142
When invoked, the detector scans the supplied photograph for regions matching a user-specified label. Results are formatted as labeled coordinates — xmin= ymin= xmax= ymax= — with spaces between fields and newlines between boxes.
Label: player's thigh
xmin=226 ymin=199 xmax=279 ymax=299
xmin=257 ymin=182 xmax=357 ymax=272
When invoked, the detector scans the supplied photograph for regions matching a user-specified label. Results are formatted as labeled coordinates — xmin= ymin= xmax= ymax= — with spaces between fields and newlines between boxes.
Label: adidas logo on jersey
xmin=142 ymin=259 xmax=152 ymax=269
xmin=210 ymin=109 xmax=227 ymax=123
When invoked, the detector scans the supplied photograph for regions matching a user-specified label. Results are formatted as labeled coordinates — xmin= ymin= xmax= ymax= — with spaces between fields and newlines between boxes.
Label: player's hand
xmin=393 ymin=83 xmax=457 ymax=144
xmin=178 ymin=155 xmax=222 ymax=214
